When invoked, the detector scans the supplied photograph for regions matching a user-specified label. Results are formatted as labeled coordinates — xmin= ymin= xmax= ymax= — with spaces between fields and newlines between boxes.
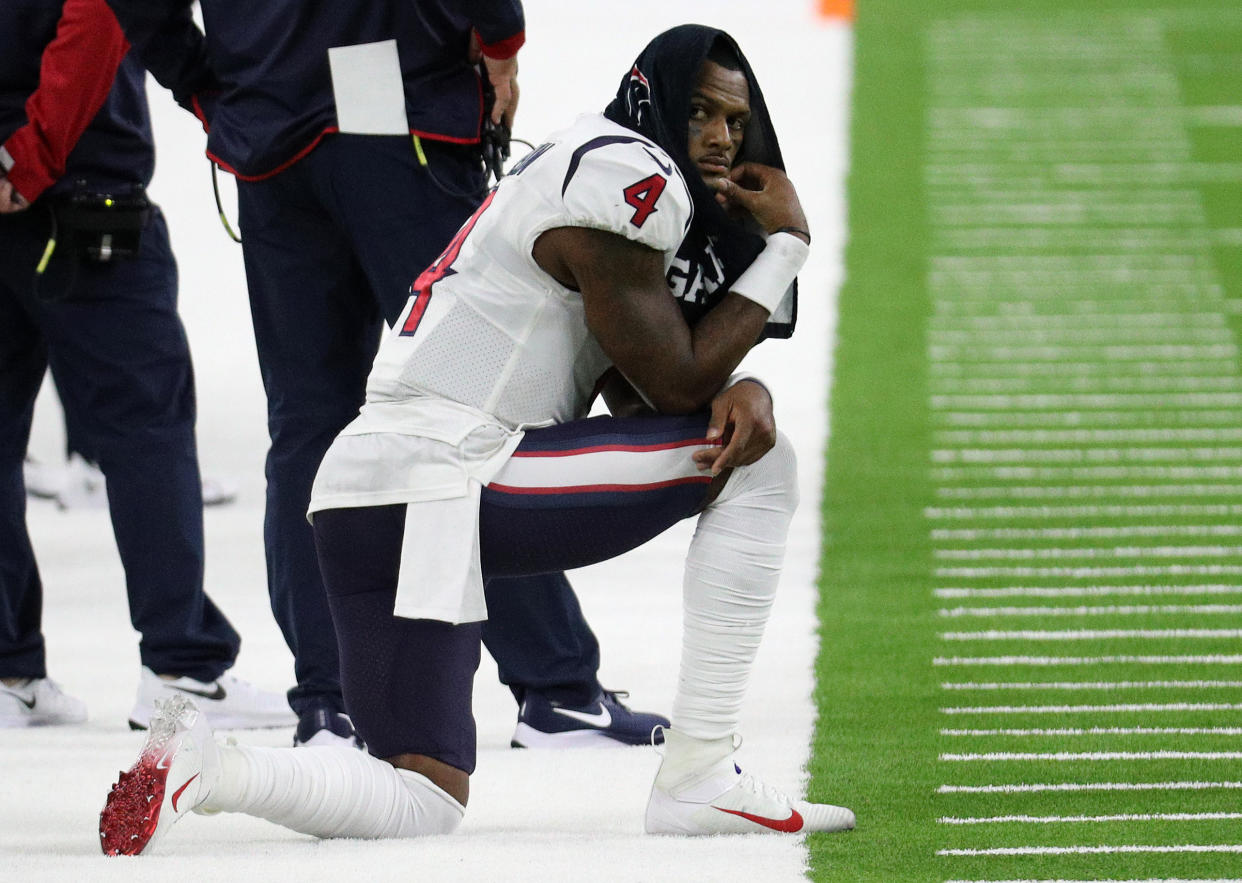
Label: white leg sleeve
xmin=202 ymin=745 xmax=464 ymax=839
xmin=672 ymin=431 xmax=799 ymax=740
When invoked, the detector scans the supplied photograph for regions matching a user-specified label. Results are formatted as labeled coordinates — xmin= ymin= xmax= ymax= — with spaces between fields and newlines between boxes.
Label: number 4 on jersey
xmin=623 ymin=173 xmax=667 ymax=228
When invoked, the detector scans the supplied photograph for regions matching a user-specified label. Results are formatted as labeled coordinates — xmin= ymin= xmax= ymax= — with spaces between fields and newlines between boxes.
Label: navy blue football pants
xmin=235 ymin=134 xmax=604 ymax=715
xmin=0 ymin=204 xmax=240 ymax=681
xmin=314 ymin=414 xmax=714 ymax=771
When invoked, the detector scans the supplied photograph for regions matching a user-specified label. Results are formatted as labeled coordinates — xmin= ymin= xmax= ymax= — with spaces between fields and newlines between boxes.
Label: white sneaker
xmin=100 ymin=694 xmax=220 ymax=855
xmin=55 ymin=453 xmax=108 ymax=510
xmin=129 ymin=666 xmax=295 ymax=730
xmin=201 ymin=475 xmax=239 ymax=507
xmin=22 ymin=457 xmax=66 ymax=500
xmin=31 ymin=453 xmax=239 ymax=508
xmin=0 ymin=677 xmax=88 ymax=727
xmin=644 ymin=728 xmax=855 ymax=836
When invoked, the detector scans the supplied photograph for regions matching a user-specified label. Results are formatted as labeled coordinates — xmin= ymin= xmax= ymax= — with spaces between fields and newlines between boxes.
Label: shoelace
xmin=735 ymin=771 xmax=794 ymax=809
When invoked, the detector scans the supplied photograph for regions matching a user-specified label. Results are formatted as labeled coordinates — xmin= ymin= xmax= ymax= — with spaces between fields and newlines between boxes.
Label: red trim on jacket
xmin=478 ymin=29 xmax=525 ymax=60
xmin=210 ymin=127 xmax=479 ymax=182
xmin=2 ymin=0 xmax=129 ymax=203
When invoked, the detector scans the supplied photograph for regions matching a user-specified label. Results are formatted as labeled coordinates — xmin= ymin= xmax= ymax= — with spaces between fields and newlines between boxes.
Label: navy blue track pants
xmin=0 ymin=205 xmax=240 ymax=681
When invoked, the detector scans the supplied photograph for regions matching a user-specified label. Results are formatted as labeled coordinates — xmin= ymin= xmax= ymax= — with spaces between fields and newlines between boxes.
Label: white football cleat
xmin=0 ymin=677 xmax=88 ymax=727
xmin=100 ymin=694 xmax=220 ymax=855
xmin=644 ymin=728 xmax=855 ymax=835
xmin=129 ymin=666 xmax=294 ymax=730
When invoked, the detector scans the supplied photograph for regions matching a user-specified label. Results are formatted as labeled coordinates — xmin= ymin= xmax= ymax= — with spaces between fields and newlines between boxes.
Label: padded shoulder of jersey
xmin=557 ymin=129 xmax=693 ymax=254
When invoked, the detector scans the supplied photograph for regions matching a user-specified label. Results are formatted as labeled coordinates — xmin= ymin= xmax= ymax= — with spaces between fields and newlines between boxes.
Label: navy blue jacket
xmin=1 ymin=0 xmax=154 ymax=202
xmin=104 ymin=0 xmax=524 ymax=180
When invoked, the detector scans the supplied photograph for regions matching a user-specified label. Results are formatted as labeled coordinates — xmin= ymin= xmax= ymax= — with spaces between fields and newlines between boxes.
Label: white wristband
xmin=0 ymin=145 xmax=13 ymax=174
xmin=727 ymin=372 xmax=772 ymax=401
xmin=729 ymin=231 xmax=809 ymax=315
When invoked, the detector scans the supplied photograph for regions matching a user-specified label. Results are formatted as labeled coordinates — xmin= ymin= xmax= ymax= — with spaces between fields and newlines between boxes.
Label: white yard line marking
xmin=934 ymin=586 xmax=1242 ymax=598
xmin=941 ymin=680 xmax=1242 ymax=691
xmin=934 ymin=548 xmax=1242 ymax=560
xmin=941 ymin=628 xmax=1242 ymax=640
xmin=926 ymin=504 xmax=1242 ymax=520
xmin=937 ymin=604 xmax=1242 ymax=617
xmin=937 ymin=845 xmax=1242 ymax=856
xmin=940 ymin=751 xmax=1242 ymax=761
xmin=932 ymin=526 xmax=1242 ymax=541
xmin=939 ymin=811 xmax=1242 ymax=824
xmin=940 ymin=702 xmax=1242 ymax=714
xmin=940 ymin=727 xmax=1242 ymax=736
xmin=938 ymin=781 xmax=1242 ymax=794
xmin=936 ymin=567 xmax=1242 ymax=579
xmin=934 ymin=655 xmax=1242 ymax=666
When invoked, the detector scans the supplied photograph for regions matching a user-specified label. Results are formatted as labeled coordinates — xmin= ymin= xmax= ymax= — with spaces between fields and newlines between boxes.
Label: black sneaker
xmin=293 ymin=704 xmax=364 ymax=750
xmin=511 ymin=689 xmax=669 ymax=748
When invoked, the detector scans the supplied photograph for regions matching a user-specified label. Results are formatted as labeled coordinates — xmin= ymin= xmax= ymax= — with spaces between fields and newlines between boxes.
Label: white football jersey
xmin=364 ymin=113 xmax=694 ymax=431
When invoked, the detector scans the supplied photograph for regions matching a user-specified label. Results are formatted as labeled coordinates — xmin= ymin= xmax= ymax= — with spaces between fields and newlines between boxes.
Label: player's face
xmin=687 ymin=60 xmax=751 ymax=186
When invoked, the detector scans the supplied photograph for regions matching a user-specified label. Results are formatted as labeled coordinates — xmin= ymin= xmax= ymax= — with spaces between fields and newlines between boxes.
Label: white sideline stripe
xmin=940 ymin=727 xmax=1242 ymax=736
xmin=940 ymin=751 xmax=1242 ymax=761
xmin=940 ymin=680 xmax=1242 ymax=691
xmin=941 ymin=629 xmax=1242 ymax=641
xmin=934 ymin=655 xmax=1242 ymax=666
xmin=937 ymin=604 xmax=1242 ymax=617
xmin=937 ymin=845 xmax=1242 ymax=856
xmin=938 ymin=781 xmax=1242 ymax=794
xmin=936 ymin=567 xmax=1242 ymax=579
xmin=939 ymin=703 xmax=1242 ymax=715
xmin=934 ymin=547 xmax=1242 ymax=561
xmin=934 ymin=586 xmax=1242 ymax=598
xmin=939 ymin=812 xmax=1242 ymax=824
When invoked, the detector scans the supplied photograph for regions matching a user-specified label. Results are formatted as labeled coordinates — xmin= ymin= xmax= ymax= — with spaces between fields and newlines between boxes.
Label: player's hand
xmin=693 ymin=379 xmax=776 ymax=476
xmin=0 ymin=176 xmax=30 ymax=214
xmin=712 ymin=163 xmax=808 ymax=240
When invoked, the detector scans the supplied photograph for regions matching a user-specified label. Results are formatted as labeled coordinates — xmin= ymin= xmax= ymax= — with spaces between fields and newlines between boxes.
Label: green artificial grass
xmin=808 ymin=2 xmax=1242 ymax=880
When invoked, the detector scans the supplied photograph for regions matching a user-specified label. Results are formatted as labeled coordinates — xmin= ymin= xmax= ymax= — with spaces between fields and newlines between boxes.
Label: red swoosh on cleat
xmin=170 ymin=773 xmax=199 ymax=812
xmin=713 ymin=806 xmax=804 ymax=832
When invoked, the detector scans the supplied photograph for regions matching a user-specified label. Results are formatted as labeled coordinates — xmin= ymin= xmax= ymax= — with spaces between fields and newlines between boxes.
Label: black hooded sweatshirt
xmin=603 ymin=24 xmax=797 ymax=340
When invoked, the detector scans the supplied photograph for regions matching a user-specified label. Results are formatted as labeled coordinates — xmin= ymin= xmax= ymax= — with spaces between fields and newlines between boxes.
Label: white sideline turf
xmin=7 ymin=3 xmax=851 ymax=881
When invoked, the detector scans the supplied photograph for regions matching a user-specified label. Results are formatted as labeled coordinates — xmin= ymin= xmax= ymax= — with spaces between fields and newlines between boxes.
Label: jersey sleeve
xmin=558 ymin=139 xmax=692 ymax=254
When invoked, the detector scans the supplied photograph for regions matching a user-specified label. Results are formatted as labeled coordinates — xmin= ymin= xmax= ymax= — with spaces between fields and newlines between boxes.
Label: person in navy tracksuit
xmin=0 ymin=0 xmax=289 ymax=729
xmin=103 ymin=0 xmax=667 ymax=747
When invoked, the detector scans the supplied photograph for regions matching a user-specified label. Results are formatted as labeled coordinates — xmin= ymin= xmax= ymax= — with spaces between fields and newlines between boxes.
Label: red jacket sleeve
xmin=2 ymin=0 xmax=129 ymax=203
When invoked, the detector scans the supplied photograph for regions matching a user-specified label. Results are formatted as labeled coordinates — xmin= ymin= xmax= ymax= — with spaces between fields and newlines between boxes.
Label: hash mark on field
xmin=939 ymin=811 xmax=1242 ymax=824
xmin=937 ymin=781 xmax=1242 ymax=794
xmin=937 ymin=844 xmax=1242 ymax=856
xmin=940 ymin=680 xmax=1242 ymax=690
xmin=940 ymin=702 xmax=1242 ymax=714
xmin=940 ymin=628 xmax=1242 ymax=640
xmin=937 ymin=604 xmax=1242 ymax=617
xmin=935 ymin=586 xmax=1242 ymax=598
xmin=934 ymin=655 xmax=1242 ymax=665
xmin=940 ymin=727 xmax=1242 ymax=736
xmin=940 ymin=751 xmax=1242 ymax=761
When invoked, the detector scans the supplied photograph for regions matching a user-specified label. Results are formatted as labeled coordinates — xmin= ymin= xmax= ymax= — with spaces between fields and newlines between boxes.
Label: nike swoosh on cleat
xmin=1 ymin=689 xmax=36 ymax=710
xmin=713 ymin=806 xmax=805 ymax=833
xmin=550 ymin=704 xmax=612 ymax=728
xmin=171 ymin=773 xmax=199 ymax=812
xmin=171 ymin=683 xmax=226 ymax=701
